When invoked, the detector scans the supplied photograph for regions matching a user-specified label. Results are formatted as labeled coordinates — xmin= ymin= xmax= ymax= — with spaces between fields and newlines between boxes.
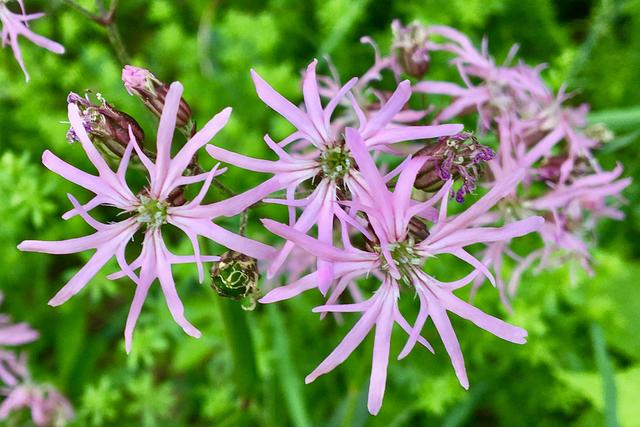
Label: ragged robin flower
xmin=0 ymin=0 xmax=64 ymax=81
xmin=19 ymin=82 xmax=274 ymax=352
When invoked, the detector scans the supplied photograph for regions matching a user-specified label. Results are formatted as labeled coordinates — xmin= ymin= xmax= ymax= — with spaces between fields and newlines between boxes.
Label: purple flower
xmin=207 ymin=60 xmax=462 ymax=292
xmin=260 ymin=128 xmax=542 ymax=415
xmin=19 ymin=82 xmax=274 ymax=352
xmin=0 ymin=0 xmax=64 ymax=81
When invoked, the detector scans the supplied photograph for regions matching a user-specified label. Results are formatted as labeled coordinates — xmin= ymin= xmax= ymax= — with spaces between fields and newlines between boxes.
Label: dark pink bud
xmin=122 ymin=65 xmax=194 ymax=135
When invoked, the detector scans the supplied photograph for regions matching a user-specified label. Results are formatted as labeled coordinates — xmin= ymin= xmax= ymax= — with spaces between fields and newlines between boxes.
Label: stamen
xmin=136 ymin=195 xmax=168 ymax=229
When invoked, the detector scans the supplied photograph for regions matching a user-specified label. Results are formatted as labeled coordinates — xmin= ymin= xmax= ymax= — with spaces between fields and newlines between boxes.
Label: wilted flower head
xmin=391 ymin=20 xmax=430 ymax=78
xmin=0 ymin=0 xmax=64 ymax=81
xmin=414 ymin=132 xmax=495 ymax=202
xmin=261 ymin=128 xmax=542 ymax=415
xmin=19 ymin=82 xmax=274 ymax=352
xmin=66 ymin=92 xmax=145 ymax=161
xmin=122 ymin=65 xmax=195 ymax=135
xmin=0 ymin=351 xmax=74 ymax=427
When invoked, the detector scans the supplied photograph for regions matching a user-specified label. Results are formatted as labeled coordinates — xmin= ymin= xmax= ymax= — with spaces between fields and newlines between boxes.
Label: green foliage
xmin=0 ymin=0 xmax=638 ymax=426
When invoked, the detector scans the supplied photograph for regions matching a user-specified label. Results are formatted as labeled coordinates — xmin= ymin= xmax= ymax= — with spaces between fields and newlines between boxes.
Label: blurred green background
xmin=1 ymin=0 xmax=639 ymax=426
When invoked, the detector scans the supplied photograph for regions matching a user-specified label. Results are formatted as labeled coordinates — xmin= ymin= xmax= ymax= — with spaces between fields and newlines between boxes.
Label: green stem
xmin=217 ymin=297 xmax=260 ymax=410
xmin=96 ymin=0 xmax=130 ymax=64
xmin=64 ymin=0 xmax=130 ymax=64
xmin=105 ymin=20 xmax=130 ymax=64
xmin=590 ymin=322 xmax=619 ymax=427
xmin=62 ymin=0 xmax=96 ymax=20
xmin=268 ymin=305 xmax=312 ymax=427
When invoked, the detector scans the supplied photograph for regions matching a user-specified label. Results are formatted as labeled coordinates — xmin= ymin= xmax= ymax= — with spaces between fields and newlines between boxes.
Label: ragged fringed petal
xmin=206 ymin=144 xmax=314 ymax=174
xmin=179 ymin=217 xmax=275 ymax=260
xmin=0 ymin=323 xmax=39 ymax=347
xmin=302 ymin=60 xmax=330 ymax=142
xmin=151 ymin=232 xmax=202 ymax=339
xmin=305 ymin=289 xmax=385 ymax=384
xmin=361 ymin=81 xmax=412 ymax=138
xmin=392 ymin=156 xmax=427 ymax=236
xmin=251 ymin=68 xmax=322 ymax=145
xmin=344 ymin=128 xmax=394 ymax=233
xmin=262 ymin=219 xmax=376 ymax=264
xmin=433 ymin=288 xmax=527 ymax=344
xmin=430 ymin=169 xmax=524 ymax=240
xmin=0 ymin=4 xmax=64 ymax=81
xmin=47 ymin=222 xmax=138 ymax=306
xmin=364 ymin=124 xmax=464 ymax=148
xmin=152 ymin=82 xmax=183 ymax=195
xmin=427 ymin=297 xmax=469 ymax=389
xmin=186 ymin=175 xmax=286 ymax=219
xmin=259 ymin=273 xmax=318 ymax=304
xmin=425 ymin=216 xmax=544 ymax=252
xmin=161 ymin=107 xmax=232 ymax=198
xmin=367 ymin=286 xmax=397 ymax=415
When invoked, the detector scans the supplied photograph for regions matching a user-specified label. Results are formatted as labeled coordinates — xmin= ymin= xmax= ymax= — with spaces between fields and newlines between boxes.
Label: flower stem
xmin=63 ymin=0 xmax=130 ymax=65
xmin=590 ymin=322 xmax=619 ymax=427
xmin=217 ymin=297 xmax=260 ymax=409
xmin=61 ymin=0 xmax=95 ymax=20
xmin=96 ymin=0 xmax=130 ymax=64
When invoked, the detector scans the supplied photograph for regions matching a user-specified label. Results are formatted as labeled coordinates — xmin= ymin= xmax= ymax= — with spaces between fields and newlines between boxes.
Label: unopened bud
xmin=408 ymin=217 xmax=430 ymax=242
xmin=122 ymin=65 xmax=195 ymax=136
xmin=391 ymin=20 xmax=430 ymax=78
xmin=414 ymin=132 xmax=495 ymax=203
xmin=66 ymin=92 xmax=145 ymax=161
xmin=210 ymin=251 xmax=259 ymax=311
xmin=537 ymin=155 xmax=591 ymax=184
xmin=536 ymin=155 xmax=567 ymax=183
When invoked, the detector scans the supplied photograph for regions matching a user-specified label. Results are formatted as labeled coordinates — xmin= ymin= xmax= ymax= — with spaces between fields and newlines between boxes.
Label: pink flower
xmin=261 ymin=128 xmax=542 ymax=415
xmin=0 ymin=294 xmax=38 ymax=347
xmin=0 ymin=0 xmax=64 ymax=81
xmin=0 ymin=351 xmax=73 ymax=426
xmin=207 ymin=60 xmax=462 ymax=292
xmin=19 ymin=82 xmax=274 ymax=352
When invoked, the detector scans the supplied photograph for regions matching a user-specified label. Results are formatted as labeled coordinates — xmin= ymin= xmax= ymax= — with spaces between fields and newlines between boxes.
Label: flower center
xmin=136 ymin=195 xmax=168 ymax=229
xmin=379 ymin=238 xmax=422 ymax=285
xmin=320 ymin=145 xmax=353 ymax=180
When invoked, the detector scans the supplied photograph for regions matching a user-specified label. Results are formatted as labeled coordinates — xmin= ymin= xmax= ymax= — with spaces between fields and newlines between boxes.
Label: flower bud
xmin=414 ymin=132 xmax=495 ymax=202
xmin=408 ymin=217 xmax=430 ymax=242
xmin=122 ymin=65 xmax=195 ymax=136
xmin=66 ymin=92 xmax=145 ymax=161
xmin=536 ymin=155 xmax=591 ymax=184
xmin=391 ymin=20 xmax=430 ymax=78
xmin=210 ymin=251 xmax=259 ymax=311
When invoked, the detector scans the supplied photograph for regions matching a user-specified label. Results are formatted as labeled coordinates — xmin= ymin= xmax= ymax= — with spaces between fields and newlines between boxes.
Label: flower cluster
xmin=14 ymin=17 xmax=629 ymax=417
xmin=20 ymin=71 xmax=275 ymax=353
xmin=0 ymin=294 xmax=73 ymax=426
xmin=402 ymin=23 xmax=630 ymax=306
